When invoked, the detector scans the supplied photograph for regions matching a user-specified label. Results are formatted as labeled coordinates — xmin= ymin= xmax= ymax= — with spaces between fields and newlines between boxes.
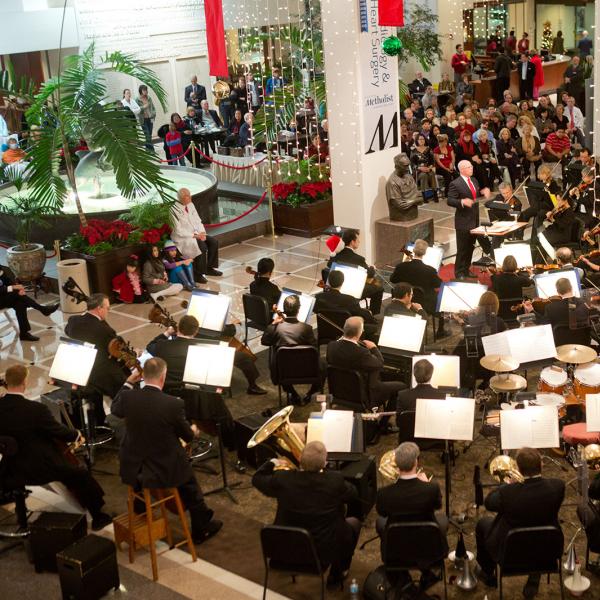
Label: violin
xmin=510 ymin=295 xmax=561 ymax=313
xmin=533 ymin=263 xmax=560 ymax=271
xmin=107 ymin=336 xmax=142 ymax=372
xmin=546 ymin=196 xmax=571 ymax=222
xmin=576 ymin=249 xmax=600 ymax=264
xmin=582 ymin=224 xmax=600 ymax=246
xmin=399 ymin=245 xmax=414 ymax=260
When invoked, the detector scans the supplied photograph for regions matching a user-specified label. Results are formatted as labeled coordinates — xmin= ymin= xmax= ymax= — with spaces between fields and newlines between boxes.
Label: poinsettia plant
xmin=272 ymin=158 xmax=332 ymax=208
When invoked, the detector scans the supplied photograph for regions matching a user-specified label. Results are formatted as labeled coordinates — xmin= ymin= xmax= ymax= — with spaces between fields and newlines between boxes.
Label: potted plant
xmin=0 ymin=176 xmax=57 ymax=281
xmin=271 ymin=159 xmax=333 ymax=237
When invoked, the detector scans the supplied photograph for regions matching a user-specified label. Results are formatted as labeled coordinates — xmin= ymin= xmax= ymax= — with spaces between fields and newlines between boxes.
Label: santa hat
xmin=325 ymin=234 xmax=344 ymax=256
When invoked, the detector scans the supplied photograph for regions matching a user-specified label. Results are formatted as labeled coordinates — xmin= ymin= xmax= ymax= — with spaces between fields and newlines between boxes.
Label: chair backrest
xmin=260 ymin=525 xmax=323 ymax=574
xmin=397 ymin=410 xmax=416 ymax=444
xmin=316 ymin=309 xmax=350 ymax=346
xmin=499 ymin=526 xmax=563 ymax=575
xmin=276 ymin=346 xmax=321 ymax=384
xmin=383 ymin=521 xmax=447 ymax=571
xmin=242 ymin=293 xmax=271 ymax=329
xmin=0 ymin=436 xmax=18 ymax=490
xmin=327 ymin=365 xmax=370 ymax=411
xmin=553 ymin=323 xmax=590 ymax=346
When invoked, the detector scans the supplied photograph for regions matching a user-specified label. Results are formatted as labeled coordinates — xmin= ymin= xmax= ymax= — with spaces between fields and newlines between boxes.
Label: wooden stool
xmin=113 ymin=487 xmax=197 ymax=581
xmin=562 ymin=423 xmax=600 ymax=446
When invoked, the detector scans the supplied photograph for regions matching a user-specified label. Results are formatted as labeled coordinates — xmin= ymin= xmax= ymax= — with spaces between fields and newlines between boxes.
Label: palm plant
xmin=0 ymin=44 xmax=175 ymax=228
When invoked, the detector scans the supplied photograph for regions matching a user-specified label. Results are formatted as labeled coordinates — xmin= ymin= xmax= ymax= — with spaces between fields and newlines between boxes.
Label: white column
xmin=594 ymin=7 xmax=599 ymax=156
xmin=321 ymin=0 xmax=402 ymax=263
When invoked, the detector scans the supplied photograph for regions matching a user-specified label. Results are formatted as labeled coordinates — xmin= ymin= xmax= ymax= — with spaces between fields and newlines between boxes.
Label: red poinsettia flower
xmin=272 ymin=182 xmax=298 ymax=201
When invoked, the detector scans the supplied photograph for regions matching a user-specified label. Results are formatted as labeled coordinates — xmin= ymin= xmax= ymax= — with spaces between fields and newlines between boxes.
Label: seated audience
xmin=142 ymin=245 xmax=184 ymax=300
xmin=162 ymin=240 xmax=196 ymax=291
xmin=112 ymin=255 xmax=150 ymax=304
xmin=433 ymin=134 xmax=455 ymax=196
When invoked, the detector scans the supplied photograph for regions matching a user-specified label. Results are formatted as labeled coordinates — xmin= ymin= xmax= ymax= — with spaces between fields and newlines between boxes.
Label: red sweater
xmin=165 ymin=131 xmax=183 ymax=158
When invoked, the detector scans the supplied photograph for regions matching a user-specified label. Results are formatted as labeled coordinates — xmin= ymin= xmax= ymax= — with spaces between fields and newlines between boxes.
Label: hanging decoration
xmin=378 ymin=0 xmax=404 ymax=27
xmin=541 ymin=21 xmax=553 ymax=51
xmin=382 ymin=35 xmax=403 ymax=56
xmin=203 ymin=0 xmax=229 ymax=77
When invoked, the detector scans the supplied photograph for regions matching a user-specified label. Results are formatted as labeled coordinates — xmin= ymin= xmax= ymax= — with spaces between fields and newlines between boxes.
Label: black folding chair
xmin=260 ymin=525 xmax=326 ymax=600
xmin=242 ymin=293 xmax=271 ymax=345
xmin=327 ymin=365 xmax=372 ymax=412
xmin=315 ymin=309 xmax=350 ymax=347
xmin=276 ymin=346 xmax=322 ymax=407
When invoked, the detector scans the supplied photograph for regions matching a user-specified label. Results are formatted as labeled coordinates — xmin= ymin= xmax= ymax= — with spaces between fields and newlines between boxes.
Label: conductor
xmin=447 ymin=160 xmax=492 ymax=278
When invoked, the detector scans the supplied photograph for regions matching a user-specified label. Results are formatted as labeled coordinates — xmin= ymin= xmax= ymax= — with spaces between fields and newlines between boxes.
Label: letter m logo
xmin=365 ymin=112 xmax=398 ymax=155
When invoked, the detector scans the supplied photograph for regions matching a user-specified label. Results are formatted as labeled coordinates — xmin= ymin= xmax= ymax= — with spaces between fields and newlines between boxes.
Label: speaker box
xmin=234 ymin=412 xmax=277 ymax=468
xmin=336 ymin=455 xmax=377 ymax=520
xmin=30 ymin=512 xmax=87 ymax=572
xmin=57 ymin=534 xmax=120 ymax=600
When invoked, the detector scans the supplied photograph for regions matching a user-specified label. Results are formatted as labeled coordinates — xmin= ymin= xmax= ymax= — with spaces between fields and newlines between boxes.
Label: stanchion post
xmin=191 ymin=140 xmax=197 ymax=169
xmin=266 ymin=147 xmax=277 ymax=239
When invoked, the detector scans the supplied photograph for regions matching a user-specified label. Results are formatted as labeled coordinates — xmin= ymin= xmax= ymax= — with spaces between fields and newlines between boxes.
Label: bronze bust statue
xmin=386 ymin=153 xmax=422 ymax=221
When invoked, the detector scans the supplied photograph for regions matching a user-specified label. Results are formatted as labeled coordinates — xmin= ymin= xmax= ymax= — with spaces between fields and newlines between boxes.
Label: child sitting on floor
xmin=112 ymin=255 xmax=150 ymax=303
xmin=162 ymin=240 xmax=196 ymax=291
xmin=142 ymin=244 xmax=184 ymax=301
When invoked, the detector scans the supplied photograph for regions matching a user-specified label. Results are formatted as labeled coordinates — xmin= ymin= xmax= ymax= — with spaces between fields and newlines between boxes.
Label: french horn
xmin=489 ymin=455 xmax=524 ymax=483
xmin=583 ymin=444 xmax=600 ymax=470
xmin=212 ymin=80 xmax=231 ymax=106
xmin=379 ymin=449 xmax=400 ymax=481
xmin=247 ymin=405 xmax=305 ymax=469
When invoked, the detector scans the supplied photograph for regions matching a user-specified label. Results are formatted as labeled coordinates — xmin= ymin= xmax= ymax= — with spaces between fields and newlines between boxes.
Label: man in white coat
xmin=171 ymin=188 xmax=222 ymax=284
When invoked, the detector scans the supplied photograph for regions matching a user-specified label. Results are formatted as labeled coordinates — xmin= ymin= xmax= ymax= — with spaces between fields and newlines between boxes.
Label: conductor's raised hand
xmin=481 ymin=187 xmax=491 ymax=199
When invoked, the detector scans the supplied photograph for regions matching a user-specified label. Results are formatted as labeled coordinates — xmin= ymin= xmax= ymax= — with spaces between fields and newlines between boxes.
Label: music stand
xmin=585 ymin=395 xmax=600 ymax=432
xmin=378 ymin=315 xmax=427 ymax=356
xmin=404 ymin=243 xmax=444 ymax=271
xmin=534 ymin=268 xmax=582 ymax=298
xmin=493 ymin=242 xmax=533 ymax=268
xmin=328 ymin=262 xmax=368 ymax=299
xmin=415 ymin=397 xmax=475 ymax=516
xmin=276 ymin=287 xmax=316 ymax=323
xmin=186 ymin=289 xmax=231 ymax=337
xmin=499 ymin=405 xmax=560 ymax=450
xmin=482 ymin=324 xmax=557 ymax=365
xmin=411 ymin=354 xmax=460 ymax=391
xmin=436 ymin=281 xmax=488 ymax=314
xmin=182 ymin=341 xmax=239 ymax=503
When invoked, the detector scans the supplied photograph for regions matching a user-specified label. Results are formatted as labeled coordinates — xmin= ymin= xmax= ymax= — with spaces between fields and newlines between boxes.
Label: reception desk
xmin=472 ymin=56 xmax=571 ymax=103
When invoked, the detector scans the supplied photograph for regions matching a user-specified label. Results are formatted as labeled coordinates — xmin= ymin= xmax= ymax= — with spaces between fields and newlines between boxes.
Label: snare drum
xmin=538 ymin=366 xmax=568 ymax=394
xmin=574 ymin=362 xmax=600 ymax=400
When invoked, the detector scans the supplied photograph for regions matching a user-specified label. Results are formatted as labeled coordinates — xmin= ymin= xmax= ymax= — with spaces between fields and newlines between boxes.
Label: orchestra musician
xmin=252 ymin=441 xmax=362 ymax=589
xmin=248 ymin=257 xmax=281 ymax=309
xmin=261 ymin=294 xmax=325 ymax=406
xmin=447 ymin=160 xmax=492 ymax=279
xmin=490 ymin=255 xmax=532 ymax=320
xmin=475 ymin=447 xmax=564 ymax=596
xmin=146 ymin=315 xmax=235 ymax=448
xmin=555 ymin=247 xmax=584 ymax=281
xmin=385 ymin=283 xmax=428 ymax=320
xmin=376 ymin=442 xmax=448 ymax=592
xmin=571 ymin=166 xmax=597 ymax=229
xmin=389 ymin=239 xmax=442 ymax=316
xmin=313 ymin=269 xmax=379 ymax=341
xmin=541 ymin=194 xmax=576 ymax=249
xmin=0 ymin=365 xmax=111 ymax=531
xmin=111 ymin=358 xmax=223 ymax=545
xmin=484 ymin=181 xmax=522 ymax=223
xmin=518 ymin=164 xmax=560 ymax=228
xmin=64 ymin=293 xmax=128 ymax=425
xmin=327 ymin=317 xmax=406 ymax=422
xmin=326 ymin=229 xmax=384 ymax=315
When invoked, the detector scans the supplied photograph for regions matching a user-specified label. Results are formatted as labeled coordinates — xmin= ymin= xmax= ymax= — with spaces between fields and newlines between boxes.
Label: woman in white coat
xmin=170 ymin=188 xmax=222 ymax=284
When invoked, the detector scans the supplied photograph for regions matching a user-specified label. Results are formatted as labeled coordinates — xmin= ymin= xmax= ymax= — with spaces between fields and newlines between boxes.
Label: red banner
xmin=204 ymin=0 xmax=228 ymax=77
xmin=378 ymin=0 xmax=404 ymax=27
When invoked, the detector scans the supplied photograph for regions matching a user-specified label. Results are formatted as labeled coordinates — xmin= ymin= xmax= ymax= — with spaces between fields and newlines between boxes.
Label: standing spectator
xmin=218 ymin=85 xmax=236 ymax=129
xmin=517 ymin=32 xmax=529 ymax=54
xmin=165 ymin=123 xmax=186 ymax=166
xmin=563 ymin=56 xmax=585 ymax=114
xmin=451 ymin=44 xmax=470 ymax=83
xmin=245 ymin=73 xmax=263 ymax=114
xmin=121 ymin=89 xmax=141 ymax=119
xmin=233 ymin=75 xmax=248 ymax=115
xmin=577 ymin=30 xmax=593 ymax=58
xmin=517 ymin=53 xmax=535 ymax=100
xmin=198 ymin=99 xmax=223 ymax=155
xmin=136 ymin=85 xmax=156 ymax=151
xmin=265 ymin=67 xmax=285 ymax=95
xmin=494 ymin=48 xmax=513 ymax=103
xmin=184 ymin=75 xmax=206 ymax=106
xmin=504 ymin=30 xmax=517 ymax=54
xmin=551 ymin=31 xmax=565 ymax=54
xmin=530 ymin=49 xmax=544 ymax=99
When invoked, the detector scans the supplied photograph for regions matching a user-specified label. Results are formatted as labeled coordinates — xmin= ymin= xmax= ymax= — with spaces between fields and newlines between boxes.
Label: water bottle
xmin=349 ymin=577 xmax=359 ymax=598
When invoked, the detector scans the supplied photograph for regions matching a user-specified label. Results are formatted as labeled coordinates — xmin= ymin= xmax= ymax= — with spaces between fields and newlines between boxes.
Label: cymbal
xmin=556 ymin=345 xmax=597 ymax=365
xmin=490 ymin=374 xmax=528 ymax=392
xmin=480 ymin=354 xmax=520 ymax=372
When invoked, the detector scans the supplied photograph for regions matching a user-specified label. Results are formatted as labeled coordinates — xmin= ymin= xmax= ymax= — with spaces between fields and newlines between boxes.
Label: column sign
xmin=359 ymin=0 xmax=400 ymax=155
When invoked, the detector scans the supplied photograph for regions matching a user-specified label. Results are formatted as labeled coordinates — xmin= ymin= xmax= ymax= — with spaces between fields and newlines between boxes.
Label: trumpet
xmin=489 ymin=455 xmax=524 ymax=483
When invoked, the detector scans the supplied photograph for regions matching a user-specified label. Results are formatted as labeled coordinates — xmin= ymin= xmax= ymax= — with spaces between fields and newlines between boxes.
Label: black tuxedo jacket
xmin=184 ymin=83 xmax=207 ymax=105
xmin=261 ymin=318 xmax=316 ymax=378
xmin=447 ymin=175 xmax=482 ymax=230
xmin=377 ymin=478 xmax=443 ymax=524
xmin=249 ymin=277 xmax=281 ymax=310
xmin=146 ymin=334 xmax=197 ymax=392
xmin=64 ymin=312 xmax=126 ymax=397
xmin=0 ymin=394 xmax=79 ymax=486
xmin=326 ymin=338 xmax=384 ymax=389
xmin=518 ymin=61 xmax=536 ymax=83
xmin=327 ymin=247 xmax=369 ymax=271
xmin=539 ymin=296 xmax=590 ymax=333
xmin=491 ymin=272 xmax=532 ymax=300
xmin=199 ymin=109 xmax=223 ymax=128
xmin=409 ymin=78 xmax=432 ymax=94
xmin=111 ymin=385 xmax=194 ymax=488
xmin=390 ymin=259 xmax=441 ymax=314
xmin=252 ymin=460 xmax=357 ymax=566
xmin=314 ymin=289 xmax=375 ymax=323
xmin=396 ymin=383 xmax=446 ymax=414
xmin=483 ymin=477 xmax=565 ymax=559
xmin=384 ymin=301 xmax=427 ymax=321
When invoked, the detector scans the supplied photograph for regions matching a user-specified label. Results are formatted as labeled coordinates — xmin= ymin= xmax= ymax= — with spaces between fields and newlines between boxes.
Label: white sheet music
xmin=482 ymin=325 xmax=557 ymax=364
xmin=437 ymin=282 xmax=488 ymax=313
xmin=411 ymin=355 xmax=460 ymax=388
xmin=500 ymin=406 xmax=560 ymax=449
xmin=538 ymin=232 xmax=557 ymax=261
xmin=276 ymin=289 xmax=316 ymax=323
xmin=494 ymin=243 xmax=533 ymax=268
xmin=405 ymin=244 xmax=444 ymax=270
xmin=183 ymin=343 xmax=235 ymax=387
xmin=50 ymin=343 xmax=97 ymax=387
xmin=187 ymin=292 xmax=230 ymax=332
xmin=306 ymin=409 xmax=354 ymax=452
xmin=586 ymin=394 xmax=600 ymax=432
xmin=414 ymin=397 xmax=475 ymax=441
xmin=379 ymin=315 xmax=426 ymax=353
xmin=329 ymin=263 xmax=368 ymax=299
xmin=534 ymin=268 xmax=581 ymax=298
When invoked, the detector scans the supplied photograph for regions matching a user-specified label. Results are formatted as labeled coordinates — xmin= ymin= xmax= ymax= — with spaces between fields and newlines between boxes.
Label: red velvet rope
xmin=158 ymin=145 xmax=193 ymax=163
xmin=204 ymin=190 xmax=267 ymax=228
xmin=194 ymin=146 xmax=267 ymax=170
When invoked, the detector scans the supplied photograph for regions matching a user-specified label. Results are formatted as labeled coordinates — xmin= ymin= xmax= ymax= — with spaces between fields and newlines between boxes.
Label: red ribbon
xmin=204 ymin=0 xmax=228 ymax=77
xmin=378 ymin=0 xmax=404 ymax=27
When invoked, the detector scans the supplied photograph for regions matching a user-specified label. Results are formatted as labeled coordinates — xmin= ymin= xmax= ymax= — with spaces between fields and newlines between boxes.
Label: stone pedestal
xmin=374 ymin=215 xmax=434 ymax=268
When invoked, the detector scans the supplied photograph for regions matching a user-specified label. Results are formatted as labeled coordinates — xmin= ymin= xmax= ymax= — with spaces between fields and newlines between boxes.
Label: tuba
xmin=583 ymin=444 xmax=600 ymax=470
xmin=489 ymin=455 xmax=524 ymax=483
xmin=212 ymin=80 xmax=231 ymax=107
xmin=247 ymin=405 xmax=305 ymax=469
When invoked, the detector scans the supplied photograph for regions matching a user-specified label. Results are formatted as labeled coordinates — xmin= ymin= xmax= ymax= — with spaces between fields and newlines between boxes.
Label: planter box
xmin=273 ymin=197 xmax=334 ymax=238
xmin=60 ymin=245 xmax=146 ymax=297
